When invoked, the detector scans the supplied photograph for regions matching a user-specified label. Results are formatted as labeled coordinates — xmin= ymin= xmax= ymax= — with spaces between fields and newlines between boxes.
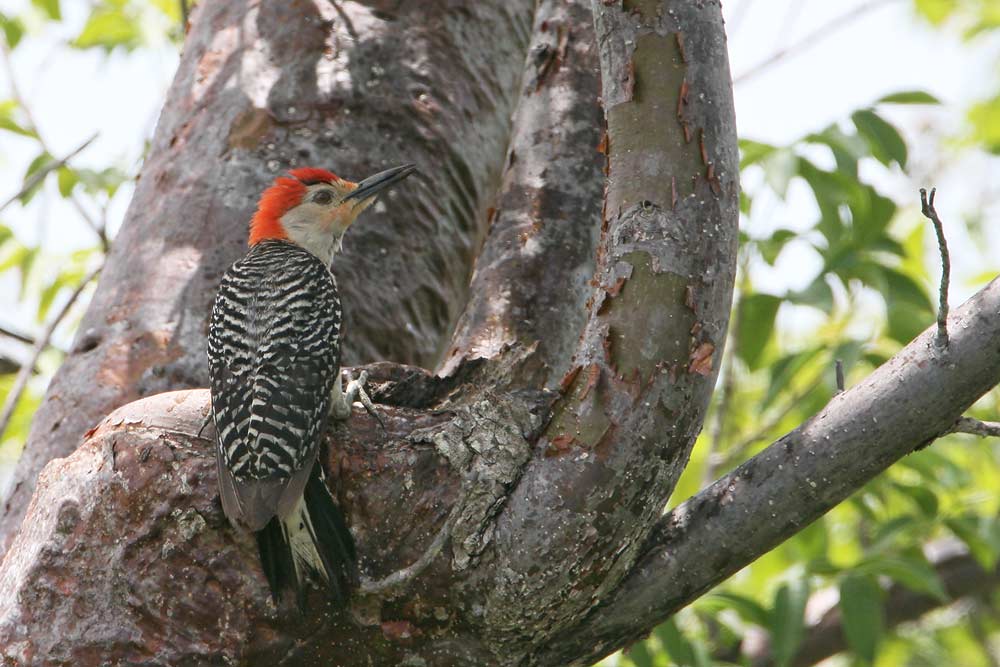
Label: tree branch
xmin=441 ymin=0 xmax=603 ymax=386
xmin=473 ymin=1 xmax=740 ymax=657
xmin=949 ymin=416 xmax=1000 ymax=438
xmin=0 ymin=134 xmax=98 ymax=216
xmin=0 ymin=324 xmax=34 ymax=346
xmin=538 ymin=276 xmax=1000 ymax=666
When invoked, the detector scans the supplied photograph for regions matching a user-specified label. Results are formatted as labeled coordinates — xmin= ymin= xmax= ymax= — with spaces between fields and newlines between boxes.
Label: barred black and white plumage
xmin=207 ymin=163 xmax=415 ymax=607
xmin=208 ymin=239 xmax=354 ymax=604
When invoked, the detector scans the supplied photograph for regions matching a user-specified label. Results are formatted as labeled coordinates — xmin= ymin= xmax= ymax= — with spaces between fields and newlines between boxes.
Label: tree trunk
xmin=0 ymin=0 xmax=534 ymax=555
xmin=2 ymin=1 xmax=997 ymax=666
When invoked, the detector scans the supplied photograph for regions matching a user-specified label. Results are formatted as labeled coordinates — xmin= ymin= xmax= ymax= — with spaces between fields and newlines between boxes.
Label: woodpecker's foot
xmin=331 ymin=369 xmax=386 ymax=429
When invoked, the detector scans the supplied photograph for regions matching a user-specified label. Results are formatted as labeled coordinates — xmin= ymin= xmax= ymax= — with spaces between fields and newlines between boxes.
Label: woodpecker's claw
xmin=332 ymin=369 xmax=386 ymax=429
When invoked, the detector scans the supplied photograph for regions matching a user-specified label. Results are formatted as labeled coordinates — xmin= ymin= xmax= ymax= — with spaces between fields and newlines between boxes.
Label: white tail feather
xmin=281 ymin=495 xmax=327 ymax=587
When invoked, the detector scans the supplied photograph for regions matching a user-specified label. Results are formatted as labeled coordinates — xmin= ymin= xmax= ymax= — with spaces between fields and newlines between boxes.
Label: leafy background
xmin=0 ymin=1 xmax=998 ymax=665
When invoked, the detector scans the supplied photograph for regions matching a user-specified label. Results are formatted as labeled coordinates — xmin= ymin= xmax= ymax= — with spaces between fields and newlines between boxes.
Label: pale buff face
xmin=280 ymin=181 xmax=375 ymax=265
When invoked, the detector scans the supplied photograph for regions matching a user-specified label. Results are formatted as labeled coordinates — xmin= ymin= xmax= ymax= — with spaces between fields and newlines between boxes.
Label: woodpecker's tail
xmin=256 ymin=467 xmax=356 ymax=608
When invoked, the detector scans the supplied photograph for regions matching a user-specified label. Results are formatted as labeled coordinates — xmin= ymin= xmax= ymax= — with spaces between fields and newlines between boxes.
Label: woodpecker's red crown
xmin=249 ymin=168 xmax=345 ymax=246
xmin=248 ymin=164 xmax=416 ymax=257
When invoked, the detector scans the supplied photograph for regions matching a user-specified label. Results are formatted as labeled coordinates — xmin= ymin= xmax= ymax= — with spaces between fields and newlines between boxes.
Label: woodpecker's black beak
xmin=344 ymin=164 xmax=417 ymax=204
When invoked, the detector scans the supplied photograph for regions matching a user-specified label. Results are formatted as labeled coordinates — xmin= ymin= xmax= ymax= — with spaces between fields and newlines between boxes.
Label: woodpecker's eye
xmin=312 ymin=190 xmax=334 ymax=205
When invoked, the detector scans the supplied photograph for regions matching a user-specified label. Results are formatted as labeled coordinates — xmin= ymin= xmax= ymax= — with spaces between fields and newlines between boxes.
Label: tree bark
xmin=0 ymin=0 xmax=534 ymax=555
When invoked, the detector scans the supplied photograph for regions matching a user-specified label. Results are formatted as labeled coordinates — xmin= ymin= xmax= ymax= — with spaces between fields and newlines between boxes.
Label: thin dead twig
xmin=920 ymin=187 xmax=950 ymax=348
xmin=949 ymin=416 xmax=1000 ymax=438
xmin=0 ymin=324 xmax=34 ymax=346
xmin=0 ymin=134 xmax=98 ymax=216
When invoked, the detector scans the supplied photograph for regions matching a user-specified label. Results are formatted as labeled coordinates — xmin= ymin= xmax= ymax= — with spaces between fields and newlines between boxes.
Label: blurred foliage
xmin=0 ymin=0 xmax=182 ymax=459
xmin=0 ymin=2 xmax=999 ymax=667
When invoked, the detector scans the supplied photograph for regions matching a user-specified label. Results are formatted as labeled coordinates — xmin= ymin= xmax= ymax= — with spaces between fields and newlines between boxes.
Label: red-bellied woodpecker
xmin=207 ymin=164 xmax=415 ymax=605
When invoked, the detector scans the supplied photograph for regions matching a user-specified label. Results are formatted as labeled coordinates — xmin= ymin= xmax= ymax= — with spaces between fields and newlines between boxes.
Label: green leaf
xmin=890 ymin=482 xmax=938 ymax=518
xmin=769 ymin=579 xmax=809 ymax=667
xmin=945 ymin=515 xmax=1000 ymax=571
xmin=621 ymin=640 xmax=655 ymax=667
xmin=762 ymin=149 xmax=799 ymax=198
xmin=656 ymin=618 xmax=697 ymax=667
xmin=705 ymin=591 xmax=770 ymax=627
xmin=852 ymin=109 xmax=908 ymax=168
xmin=0 ymin=100 xmax=36 ymax=138
xmin=884 ymin=268 xmax=933 ymax=311
xmin=76 ymin=166 xmax=127 ymax=196
xmin=968 ymin=95 xmax=1000 ymax=154
xmin=757 ymin=229 xmax=796 ymax=266
xmin=806 ymin=124 xmax=868 ymax=178
xmin=740 ymin=139 xmax=778 ymax=168
xmin=38 ymin=266 xmax=86 ymax=322
xmin=792 ymin=517 xmax=829 ymax=563
xmin=20 ymin=151 xmax=54 ymax=205
xmin=0 ymin=244 xmax=40 ymax=299
xmin=740 ymin=189 xmax=752 ymax=215
xmin=788 ymin=276 xmax=834 ymax=313
xmin=855 ymin=554 xmax=948 ymax=601
xmin=839 ymin=573 xmax=884 ymax=665
xmin=31 ymin=0 xmax=61 ymax=20
xmin=0 ymin=12 xmax=25 ymax=49
xmin=738 ymin=294 xmax=781 ymax=370
xmin=877 ymin=90 xmax=941 ymax=105
xmin=57 ymin=167 xmax=79 ymax=198
xmin=763 ymin=346 xmax=824 ymax=410
xmin=887 ymin=301 xmax=930 ymax=345
xmin=72 ymin=5 xmax=142 ymax=52
xmin=913 ymin=0 xmax=959 ymax=25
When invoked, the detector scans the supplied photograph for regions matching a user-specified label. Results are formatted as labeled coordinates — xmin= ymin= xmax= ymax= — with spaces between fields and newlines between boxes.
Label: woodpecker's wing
xmin=208 ymin=241 xmax=341 ymax=532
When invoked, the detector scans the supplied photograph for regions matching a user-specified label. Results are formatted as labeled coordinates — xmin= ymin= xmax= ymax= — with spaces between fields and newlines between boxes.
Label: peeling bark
xmin=443 ymin=0 xmax=604 ymax=386
xmin=461 ymin=1 xmax=739 ymax=659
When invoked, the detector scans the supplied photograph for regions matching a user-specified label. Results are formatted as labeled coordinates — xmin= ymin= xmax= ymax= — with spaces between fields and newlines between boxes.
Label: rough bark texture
xmin=442 ymin=0 xmax=604 ymax=386
xmin=465 ymin=1 xmax=739 ymax=660
xmin=0 ymin=0 xmax=534 ymax=556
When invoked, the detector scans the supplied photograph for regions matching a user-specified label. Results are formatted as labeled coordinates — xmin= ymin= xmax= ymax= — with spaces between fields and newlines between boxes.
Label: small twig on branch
xmin=179 ymin=0 xmax=189 ymax=29
xmin=0 ymin=134 xmax=98 ymax=216
xmin=920 ymin=187 xmax=950 ymax=348
xmin=733 ymin=0 xmax=899 ymax=84
xmin=948 ymin=416 xmax=1000 ymax=438
xmin=835 ymin=359 xmax=845 ymax=394
xmin=0 ymin=324 xmax=34 ymax=346
xmin=0 ymin=264 xmax=102 ymax=443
